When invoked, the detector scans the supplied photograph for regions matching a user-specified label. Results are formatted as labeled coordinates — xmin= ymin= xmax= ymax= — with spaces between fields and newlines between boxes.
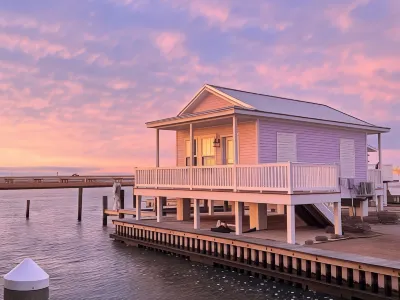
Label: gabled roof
xmin=176 ymin=84 xmax=389 ymax=133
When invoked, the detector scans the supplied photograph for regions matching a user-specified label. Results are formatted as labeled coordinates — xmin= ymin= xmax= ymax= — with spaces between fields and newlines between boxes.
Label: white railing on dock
xmin=135 ymin=162 xmax=340 ymax=194
xmin=367 ymin=169 xmax=383 ymax=189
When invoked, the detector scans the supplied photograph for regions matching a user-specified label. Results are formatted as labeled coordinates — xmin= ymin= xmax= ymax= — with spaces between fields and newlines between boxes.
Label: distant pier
xmin=0 ymin=175 xmax=134 ymax=190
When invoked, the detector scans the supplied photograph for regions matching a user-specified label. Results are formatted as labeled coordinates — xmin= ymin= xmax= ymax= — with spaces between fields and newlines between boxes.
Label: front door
xmin=223 ymin=137 xmax=234 ymax=165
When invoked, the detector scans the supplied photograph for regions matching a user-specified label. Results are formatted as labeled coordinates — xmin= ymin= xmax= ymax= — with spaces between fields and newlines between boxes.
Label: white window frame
xmin=199 ymin=135 xmax=216 ymax=166
xmin=184 ymin=138 xmax=198 ymax=166
xmin=277 ymin=132 xmax=297 ymax=162
xmin=340 ymin=138 xmax=356 ymax=178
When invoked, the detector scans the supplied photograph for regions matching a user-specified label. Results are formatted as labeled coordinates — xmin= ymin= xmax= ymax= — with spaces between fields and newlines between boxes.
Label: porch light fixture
xmin=213 ymin=138 xmax=220 ymax=148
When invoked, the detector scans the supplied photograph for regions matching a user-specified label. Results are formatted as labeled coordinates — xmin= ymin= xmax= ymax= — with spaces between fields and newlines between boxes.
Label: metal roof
xmin=210 ymin=85 xmax=379 ymax=128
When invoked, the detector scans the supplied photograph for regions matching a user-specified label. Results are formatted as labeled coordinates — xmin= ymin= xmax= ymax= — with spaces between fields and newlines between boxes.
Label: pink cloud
xmin=154 ymin=32 xmax=187 ymax=60
xmin=107 ymin=79 xmax=136 ymax=90
xmin=0 ymin=12 xmax=61 ymax=34
xmin=325 ymin=0 xmax=370 ymax=32
xmin=0 ymin=33 xmax=82 ymax=60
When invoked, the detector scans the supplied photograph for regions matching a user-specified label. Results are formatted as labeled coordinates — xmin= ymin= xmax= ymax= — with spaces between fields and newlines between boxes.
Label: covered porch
xmin=135 ymin=110 xmax=342 ymax=244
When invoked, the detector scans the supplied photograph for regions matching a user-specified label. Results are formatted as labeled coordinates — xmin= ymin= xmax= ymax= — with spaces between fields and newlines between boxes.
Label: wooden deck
xmin=312 ymin=224 xmax=400 ymax=261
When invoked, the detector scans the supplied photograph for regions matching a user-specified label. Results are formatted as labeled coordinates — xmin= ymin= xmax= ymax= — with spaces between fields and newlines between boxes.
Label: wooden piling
xmin=162 ymin=197 xmax=167 ymax=216
xmin=102 ymin=196 xmax=108 ymax=226
xmin=78 ymin=187 xmax=83 ymax=221
xmin=26 ymin=200 xmax=30 ymax=219
xmin=119 ymin=189 xmax=125 ymax=219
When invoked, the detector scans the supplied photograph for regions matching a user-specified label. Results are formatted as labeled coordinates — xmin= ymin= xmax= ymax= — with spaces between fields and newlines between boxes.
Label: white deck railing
xmin=367 ymin=169 xmax=383 ymax=189
xmin=135 ymin=162 xmax=340 ymax=194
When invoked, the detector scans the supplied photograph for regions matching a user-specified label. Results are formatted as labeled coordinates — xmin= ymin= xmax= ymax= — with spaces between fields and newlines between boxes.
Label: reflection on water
xmin=0 ymin=188 xmax=335 ymax=300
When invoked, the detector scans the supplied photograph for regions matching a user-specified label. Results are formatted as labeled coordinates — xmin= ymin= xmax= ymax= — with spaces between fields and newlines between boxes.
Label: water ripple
xmin=0 ymin=188 xmax=336 ymax=300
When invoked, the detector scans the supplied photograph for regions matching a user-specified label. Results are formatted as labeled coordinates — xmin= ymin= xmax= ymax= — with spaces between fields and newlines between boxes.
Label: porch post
xmin=194 ymin=198 xmax=200 ymax=229
xmin=136 ymin=195 xmax=142 ymax=220
xmin=156 ymin=196 xmax=163 ymax=222
xmin=377 ymin=195 xmax=384 ymax=211
xmin=277 ymin=204 xmax=285 ymax=214
xmin=233 ymin=115 xmax=238 ymax=164
xmin=208 ymin=200 xmax=214 ymax=215
xmin=156 ymin=129 xmax=160 ymax=167
xmin=235 ymin=201 xmax=243 ymax=235
xmin=177 ymin=198 xmax=191 ymax=221
xmin=333 ymin=202 xmax=342 ymax=235
xmin=233 ymin=115 xmax=238 ymax=191
xmin=190 ymin=123 xmax=193 ymax=189
xmin=286 ymin=205 xmax=295 ymax=244
xmin=249 ymin=203 xmax=268 ymax=230
xmin=378 ymin=133 xmax=382 ymax=168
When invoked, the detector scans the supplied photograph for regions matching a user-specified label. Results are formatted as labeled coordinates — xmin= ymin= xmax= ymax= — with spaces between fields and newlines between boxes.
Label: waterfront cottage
xmin=134 ymin=84 xmax=390 ymax=244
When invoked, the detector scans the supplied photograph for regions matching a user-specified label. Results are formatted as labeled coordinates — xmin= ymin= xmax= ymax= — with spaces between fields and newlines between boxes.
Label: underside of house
xmin=134 ymin=84 xmax=391 ymax=244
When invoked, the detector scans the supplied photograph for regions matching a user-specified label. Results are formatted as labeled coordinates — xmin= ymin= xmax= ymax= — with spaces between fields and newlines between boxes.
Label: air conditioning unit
xmin=340 ymin=178 xmax=354 ymax=189
xmin=356 ymin=182 xmax=374 ymax=196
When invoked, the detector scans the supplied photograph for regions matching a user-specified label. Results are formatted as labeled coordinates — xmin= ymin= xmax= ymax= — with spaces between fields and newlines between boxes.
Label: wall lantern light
xmin=213 ymin=138 xmax=220 ymax=148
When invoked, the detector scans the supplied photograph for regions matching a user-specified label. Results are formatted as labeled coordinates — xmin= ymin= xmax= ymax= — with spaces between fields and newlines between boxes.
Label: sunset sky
xmin=0 ymin=0 xmax=399 ymax=175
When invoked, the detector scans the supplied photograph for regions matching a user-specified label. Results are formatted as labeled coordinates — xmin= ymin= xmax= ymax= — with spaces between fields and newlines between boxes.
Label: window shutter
xmin=340 ymin=138 xmax=355 ymax=178
xmin=277 ymin=133 xmax=297 ymax=162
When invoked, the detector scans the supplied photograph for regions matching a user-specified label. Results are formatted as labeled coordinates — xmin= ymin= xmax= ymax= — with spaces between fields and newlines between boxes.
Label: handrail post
xmin=190 ymin=167 xmax=193 ymax=190
xmin=233 ymin=165 xmax=237 ymax=192
xmin=336 ymin=164 xmax=340 ymax=192
xmin=155 ymin=168 xmax=158 ymax=189
xmin=287 ymin=162 xmax=293 ymax=194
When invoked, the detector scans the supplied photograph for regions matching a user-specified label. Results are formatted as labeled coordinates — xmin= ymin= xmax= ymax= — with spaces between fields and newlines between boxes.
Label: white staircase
xmin=313 ymin=203 xmax=334 ymax=224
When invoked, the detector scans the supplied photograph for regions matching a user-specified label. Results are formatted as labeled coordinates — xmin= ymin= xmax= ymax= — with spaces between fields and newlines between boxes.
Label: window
xmin=223 ymin=137 xmax=234 ymax=165
xmin=277 ymin=132 xmax=297 ymax=162
xmin=201 ymin=137 xmax=215 ymax=166
xmin=340 ymin=138 xmax=355 ymax=178
xmin=185 ymin=139 xmax=197 ymax=166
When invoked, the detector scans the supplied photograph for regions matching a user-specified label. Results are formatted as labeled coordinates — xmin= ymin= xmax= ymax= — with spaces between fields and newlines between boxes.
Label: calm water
xmin=0 ymin=188 xmax=335 ymax=300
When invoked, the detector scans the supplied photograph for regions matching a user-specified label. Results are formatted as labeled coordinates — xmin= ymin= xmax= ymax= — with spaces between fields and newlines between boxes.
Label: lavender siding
xmin=259 ymin=119 xmax=367 ymax=181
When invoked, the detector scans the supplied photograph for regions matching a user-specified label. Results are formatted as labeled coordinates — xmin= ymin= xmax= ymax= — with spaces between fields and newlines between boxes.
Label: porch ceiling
xmin=148 ymin=109 xmax=256 ymax=131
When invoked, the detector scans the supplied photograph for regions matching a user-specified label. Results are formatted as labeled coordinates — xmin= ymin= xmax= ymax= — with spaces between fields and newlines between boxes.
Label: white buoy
xmin=3 ymin=258 xmax=49 ymax=300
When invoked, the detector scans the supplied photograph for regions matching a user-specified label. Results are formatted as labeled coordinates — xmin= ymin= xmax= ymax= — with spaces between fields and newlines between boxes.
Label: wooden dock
xmin=111 ymin=218 xmax=400 ymax=300
xmin=0 ymin=175 xmax=134 ymax=190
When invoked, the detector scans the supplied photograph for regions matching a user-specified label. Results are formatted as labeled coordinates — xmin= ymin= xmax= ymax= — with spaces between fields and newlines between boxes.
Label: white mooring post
xmin=3 ymin=258 xmax=49 ymax=300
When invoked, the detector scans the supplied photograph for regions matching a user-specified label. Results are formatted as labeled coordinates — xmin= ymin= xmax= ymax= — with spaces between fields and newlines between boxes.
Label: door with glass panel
xmin=223 ymin=137 xmax=234 ymax=165
xmin=200 ymin=137 xmax=216 ymax=166
xmin=185 ymin=139 xmax=197 ymax=166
